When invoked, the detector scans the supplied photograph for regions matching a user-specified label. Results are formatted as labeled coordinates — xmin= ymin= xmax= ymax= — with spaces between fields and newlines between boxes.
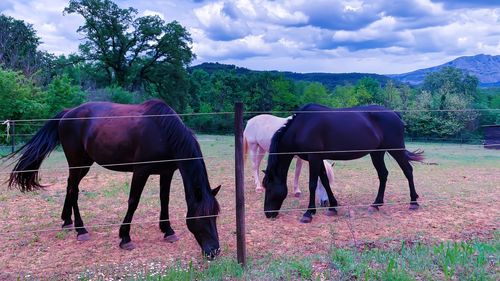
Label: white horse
xmin=243 ymin=114 xmax=334 ymax=206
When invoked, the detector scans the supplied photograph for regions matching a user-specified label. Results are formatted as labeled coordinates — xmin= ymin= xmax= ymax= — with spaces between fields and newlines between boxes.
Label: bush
xmin=45 ymin=74 xmax=85 ymax=115
xmin=105 ymin=85 xmax=135 ymax=104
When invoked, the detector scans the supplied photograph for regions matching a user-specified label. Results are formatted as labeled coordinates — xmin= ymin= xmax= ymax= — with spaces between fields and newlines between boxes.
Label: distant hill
xmin=389 ymin=54 xmax=500 ymax=87
xmin=190 ymin=62 xmax=393 ymax=89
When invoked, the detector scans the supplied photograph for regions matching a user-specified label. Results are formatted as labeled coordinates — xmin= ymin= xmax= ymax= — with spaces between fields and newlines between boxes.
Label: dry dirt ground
xmin=0 ymin=137 xmax=498 ymax=279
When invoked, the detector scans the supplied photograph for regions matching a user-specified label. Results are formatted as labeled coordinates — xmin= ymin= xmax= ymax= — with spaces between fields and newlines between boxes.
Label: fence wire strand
xmin=1 ymin=108 xmax=498 ymax=124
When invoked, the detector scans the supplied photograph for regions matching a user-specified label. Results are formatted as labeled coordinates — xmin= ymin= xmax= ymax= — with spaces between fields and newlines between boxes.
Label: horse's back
xmin=244 ymin=114 xmax=289 ymax=151
xmin=58 ymin=100 xmax=181 ymax=170
xmin=288 ymin=104 xmax=405 ymax=155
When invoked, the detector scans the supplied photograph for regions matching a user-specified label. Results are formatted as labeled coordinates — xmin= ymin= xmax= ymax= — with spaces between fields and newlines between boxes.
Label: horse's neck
xmin=274 ymin=154 xmax=294 ymax=183
xmin=178 ymin=159 xmax=210 ymax=200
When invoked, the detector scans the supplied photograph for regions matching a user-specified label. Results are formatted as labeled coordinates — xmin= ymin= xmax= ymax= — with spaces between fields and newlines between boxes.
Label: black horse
xmin=8 ymin=100 xmax=221 ymax=259
xmin=263 ymin=103 xmax=424 ymax=223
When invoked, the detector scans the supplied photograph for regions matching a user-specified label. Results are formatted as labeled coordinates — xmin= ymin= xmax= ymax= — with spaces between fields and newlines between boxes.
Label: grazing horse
xmin=243 ymin=114 xmax=333 ymax=206
xmin=263 ymin=103 xmax=424 ymax=223
xmin=8 ymin=100 xmax=221 ymax=259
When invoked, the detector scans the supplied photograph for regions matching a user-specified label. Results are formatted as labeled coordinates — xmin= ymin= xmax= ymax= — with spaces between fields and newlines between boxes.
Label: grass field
xmin=0 ymin=135 xmax=498 ymax=280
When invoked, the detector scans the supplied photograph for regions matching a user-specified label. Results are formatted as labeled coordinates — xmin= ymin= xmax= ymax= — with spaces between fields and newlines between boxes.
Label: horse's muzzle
xmin=204 ymin=248 xmax=221 ymax=260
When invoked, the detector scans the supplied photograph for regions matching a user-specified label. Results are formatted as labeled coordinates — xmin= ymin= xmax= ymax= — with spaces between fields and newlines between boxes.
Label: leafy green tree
xmin=331 ymin=85 xmax=360 ymax=107
xmin=355 ymin=77 xmax=379 ymax=104
xmin=0 ymin=14 xmax=54 ymax=83
xmin=44 ymin=74 xmax=85 ymax=114
xmin=380 ymin=80 xmax=402 ymax=108
xmin=271 ymin=76 xmax=301 ymax=112
xmin=103 ymin=85 xmax=135 ymax=104
xmin=301 ymin=82 xmax=331 ymax=105
xmin=243 ymin=72 xmax=275 ymax=112
xmin=0 ymin=68 xmax=47 ymax=143
xmin=406 ymin=67 xmax=479 ymax=137
xmin=64 ymin=0 xmax=194 ymax=109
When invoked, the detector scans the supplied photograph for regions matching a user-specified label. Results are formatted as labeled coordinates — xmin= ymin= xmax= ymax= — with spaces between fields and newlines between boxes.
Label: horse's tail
xmin=243 ymin=135 xmax=249 ymax=164
xmin=406 ymin=149 xmax=424 ymax=163
xmin=8 ymin=110 xmax=69 ymax=192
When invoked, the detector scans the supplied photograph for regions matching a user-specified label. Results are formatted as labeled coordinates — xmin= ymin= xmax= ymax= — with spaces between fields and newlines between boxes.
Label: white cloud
xmin=142 ymin=10 xmax=165 ymax=20
xmin=194 ymin=1 xmax=251 ymax=41
xmin=2 ymin=0 xmax=500 ymax=73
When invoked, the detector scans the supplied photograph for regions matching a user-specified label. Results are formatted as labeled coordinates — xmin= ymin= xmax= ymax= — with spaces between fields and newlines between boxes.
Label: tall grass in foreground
xmin=77 ymin=236 xmax=498 ymax=280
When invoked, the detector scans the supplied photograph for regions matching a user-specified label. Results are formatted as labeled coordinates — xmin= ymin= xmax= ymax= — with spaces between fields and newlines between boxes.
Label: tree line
xmin=1 ymin=0 xmax=498 ymax=144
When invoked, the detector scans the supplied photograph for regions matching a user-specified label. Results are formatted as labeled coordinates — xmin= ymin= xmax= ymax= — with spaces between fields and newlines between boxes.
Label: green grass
xmin=102 ymin=180 xmax=130 ymax=197
xmin=328 ymin=238 xmax=499 ymax=281
xmin=76 ymin=236 xmax=499 ymax=280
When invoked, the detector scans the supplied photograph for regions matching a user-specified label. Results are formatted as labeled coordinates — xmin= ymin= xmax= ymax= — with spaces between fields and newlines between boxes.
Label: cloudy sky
xmin=2 ymin=0 xmax=500 ymax=74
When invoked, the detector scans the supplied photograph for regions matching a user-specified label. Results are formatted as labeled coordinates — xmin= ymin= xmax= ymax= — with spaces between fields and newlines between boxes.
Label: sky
xmin=2 ymin=0 xmax=500 ymax=74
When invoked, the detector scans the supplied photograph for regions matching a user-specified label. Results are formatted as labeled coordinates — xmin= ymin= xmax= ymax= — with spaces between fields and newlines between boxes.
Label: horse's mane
xmin=266 ymin=113 xmax=297 ymax=176
xmin=143 ymin=100 xmax=219 ymax=216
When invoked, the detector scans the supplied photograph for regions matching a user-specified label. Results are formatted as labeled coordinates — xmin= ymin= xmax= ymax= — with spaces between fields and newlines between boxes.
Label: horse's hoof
xmin=320 ymin=200 xmax=329 ymax=207
xmin=409 ymin=203 xmax=420 ymax=210
xmin=325 ymin=209 xmax=337 ymax=216
xmin=77 ymin=233 xmax=90 ymax=241
xmin=368 ymin=206 xmax=380 ymax=213
xmin=164 ymin=234 xmax=179 ymax=243
xmin=300 ymin=215 xmax=312 ymax=223
xmin=294 ymin=192 xmax=301 ymax=198
xmin=62 ymin=223 xmax=73 ymax=230
xmin=120 ymin=241 xmax=135 ymax=250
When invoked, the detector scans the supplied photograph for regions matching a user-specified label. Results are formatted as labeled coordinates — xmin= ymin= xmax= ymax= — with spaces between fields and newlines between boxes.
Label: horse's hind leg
xmin=293 ymin=158 xmax=303 ymax=197
xmin=119 ymin=168 xmax=150 ymax=250
xmin=318 ymin=162 xmax=338 ymax=216
xmin=62 ymin=165 xmax=92 ymax=240
xmin=369 ymin=151 xmax=388 ymax=212
xmin=250 ymin=143 xmax=265 ymax=192
xmin=316 ymin=161 xmax=332 ymax=207
xmin=388 ymin=150 xmax=419 ymax=210
xmin=160 ymin=169 xmax=178 ymax=243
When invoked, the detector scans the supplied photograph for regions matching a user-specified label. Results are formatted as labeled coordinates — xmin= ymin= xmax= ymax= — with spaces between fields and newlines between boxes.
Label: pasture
xmin=0 ymin=135 xmax=498 ymax=279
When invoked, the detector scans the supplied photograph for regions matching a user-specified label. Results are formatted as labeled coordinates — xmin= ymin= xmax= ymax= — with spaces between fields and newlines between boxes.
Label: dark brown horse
xmin=8 ymin=100 xmax=221 ymax=259
xmin=263 ymin=103 xmax=424 ymax=223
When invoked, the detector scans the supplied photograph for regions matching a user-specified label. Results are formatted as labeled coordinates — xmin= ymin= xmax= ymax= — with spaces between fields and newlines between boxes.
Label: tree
xmin=0 ymin=14 xmax=51 ymax=78
xmin=331 ymin=85 xmax=357 ymax=107
xmin=405 ymin=67 xmax=479 ymax=137
xmin=355 ymin=77 xmax=379 ymax=105
xmin=64 ymin=0 xmax=194 ymax=109
xmin=271 ymin=76 xmax=301 ymax=112
xmin=0 ymin=68 xmax=48 ymax=143
xmin=45 ymin=74 xmax=86 ymax=114
xmin=301 ymin=82 xmax=331 ymax=105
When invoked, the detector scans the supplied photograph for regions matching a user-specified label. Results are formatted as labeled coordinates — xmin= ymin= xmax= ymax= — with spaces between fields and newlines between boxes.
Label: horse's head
xmin=262 ymin=170 xmax=287 ymax=218
xmin=186 ymin=185 xmax=221 ymax=260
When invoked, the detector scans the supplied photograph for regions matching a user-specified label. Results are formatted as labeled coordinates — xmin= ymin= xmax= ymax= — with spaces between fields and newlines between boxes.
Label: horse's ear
xmin=212 ymin=185 xmax=221 ymax=197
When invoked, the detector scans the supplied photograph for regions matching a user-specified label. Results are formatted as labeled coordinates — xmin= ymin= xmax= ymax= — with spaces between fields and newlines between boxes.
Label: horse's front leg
xmin=300 ymin=159 xmax=320 ymax=223
xmin=160 ymin=169 xmax=179 ymax=243
xmin=293 ymin=158 xmax=303 ymax=197
xmin=119 ymin=168 xmax=149 ymax=250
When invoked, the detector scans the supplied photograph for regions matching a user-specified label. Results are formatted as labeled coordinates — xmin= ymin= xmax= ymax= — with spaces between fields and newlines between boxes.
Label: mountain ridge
xmin=189 ymin=62 xmax=393 ymax=89
xmin=190 ymin=54 xmax=500 ymax=88
xmin=388 ymin=54 xmax=500 ymax=86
